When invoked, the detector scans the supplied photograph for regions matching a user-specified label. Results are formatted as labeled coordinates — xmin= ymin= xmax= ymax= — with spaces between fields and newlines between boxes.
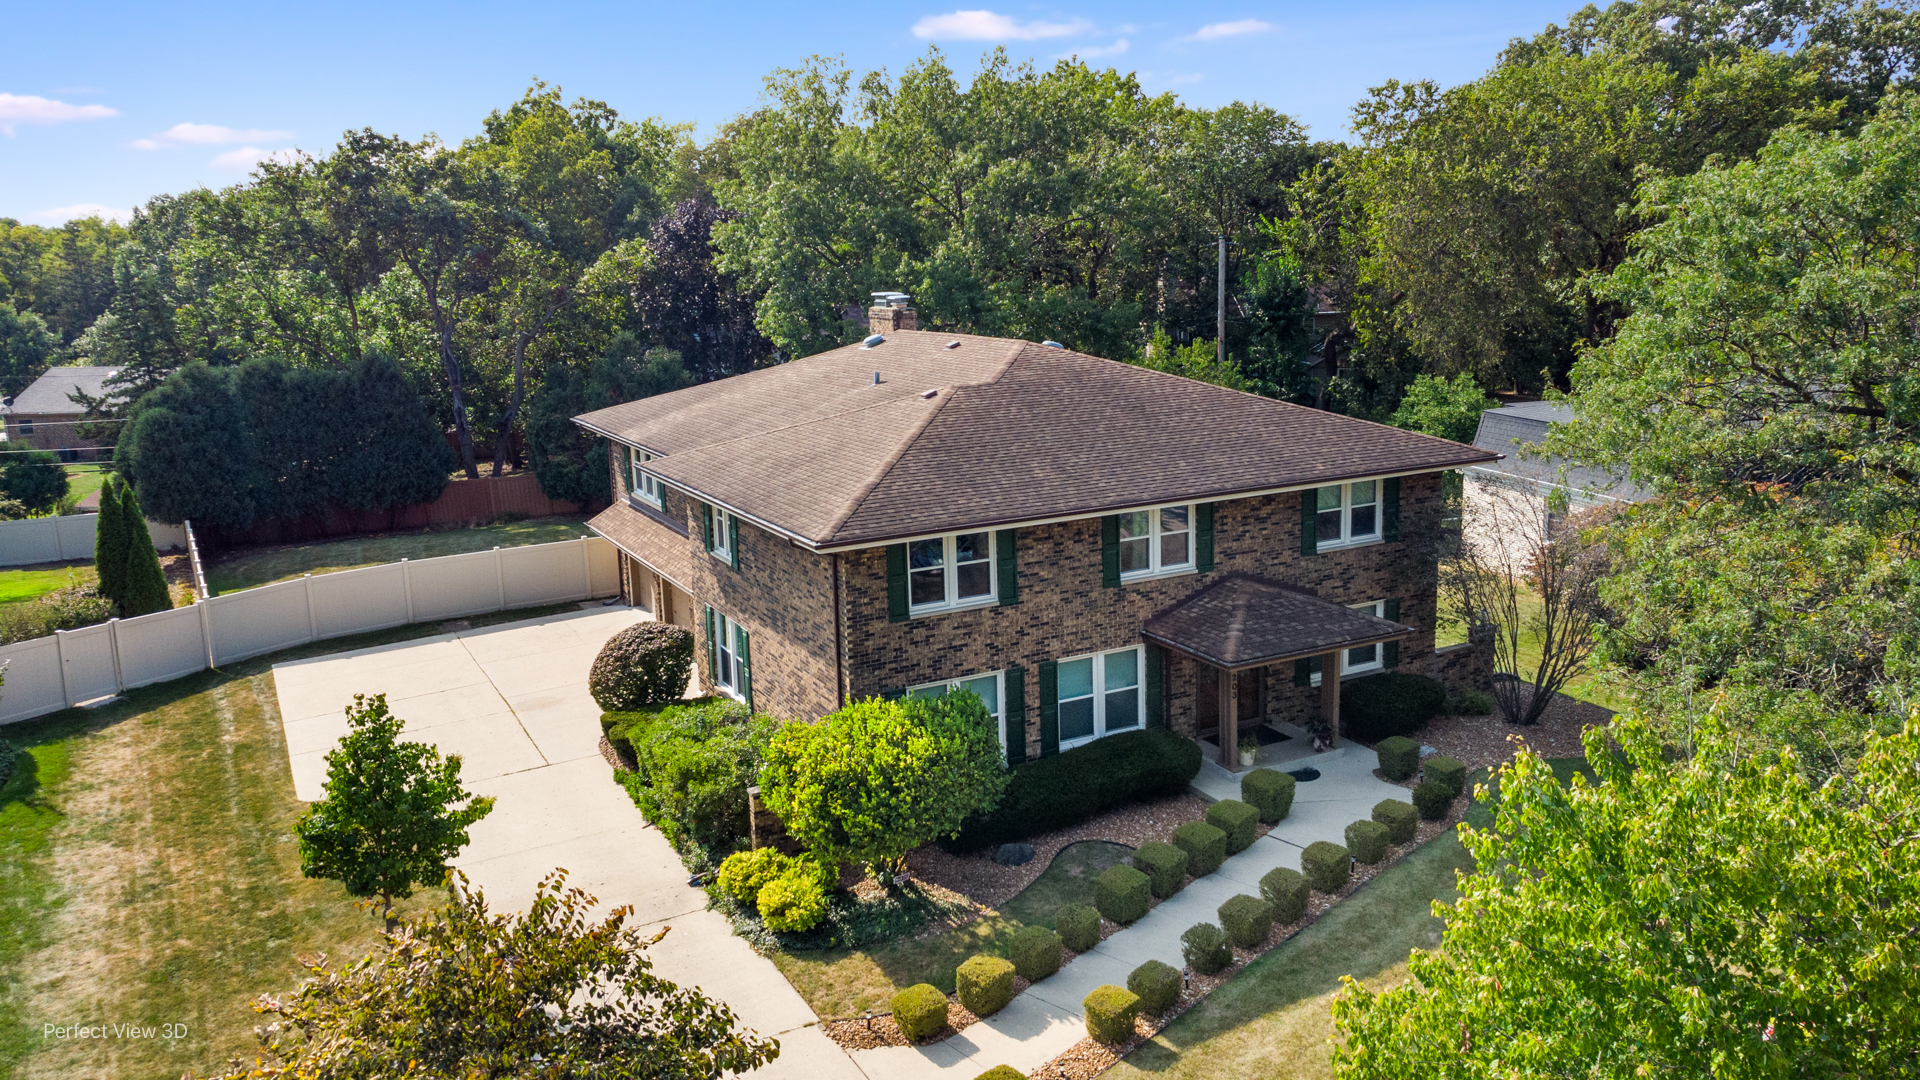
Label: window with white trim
xmin=907 ymin=671 xmax=1005 ymax=755
xmin=908 ymin=531 xmax=996 ymax=612
xmin=1057 ymin=646 xmax=1143 ymax=748
xmin=628 ymin=446 xmax=663 ymax=509
xmin=1315 ymin=481 xmax=1380 ymax=549
xmin=709 ymin=510 xmax=734 ymax=563
xmin=1310 ymin=600 xmax=1387 ymax=685
xmin=1119 ymin=504 xmax=1194 ymax=578
xmin=712 ymin=611 xmax=746 ymax=698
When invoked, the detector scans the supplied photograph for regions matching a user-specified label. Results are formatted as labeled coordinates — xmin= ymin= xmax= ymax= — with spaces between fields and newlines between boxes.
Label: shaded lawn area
xmin=772 ymin=840 xmax=1134 ymax=1019
xmin=64 ymin=465 xmax=107 ymax=506
xmin=0 ymin=601 xmax=583 ymax=1080
xmin=0 ymin=562 xmax=95 ymax=606
xmin=203 ymin=515 xmax=593 ymax=594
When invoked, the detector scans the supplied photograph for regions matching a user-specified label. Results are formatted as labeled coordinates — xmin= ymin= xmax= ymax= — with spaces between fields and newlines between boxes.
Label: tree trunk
xmin=438 ymin=323 xmax=479 ymax=479
xmin=491 ymin=334 xmax=529 ymax=478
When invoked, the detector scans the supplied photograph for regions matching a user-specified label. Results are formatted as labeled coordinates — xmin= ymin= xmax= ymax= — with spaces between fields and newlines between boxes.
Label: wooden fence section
xmin=195 ymin=473 xmax=605 ymax=549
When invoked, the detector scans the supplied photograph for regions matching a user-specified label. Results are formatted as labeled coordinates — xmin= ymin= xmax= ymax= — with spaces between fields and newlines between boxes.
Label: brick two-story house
xmin=574 ymin=302 xmax=1496 ymax=768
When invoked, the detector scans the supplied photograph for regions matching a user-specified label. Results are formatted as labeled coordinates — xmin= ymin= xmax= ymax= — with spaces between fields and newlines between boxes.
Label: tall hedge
xmin=942 ymin=729 xmax=1203 ymax=852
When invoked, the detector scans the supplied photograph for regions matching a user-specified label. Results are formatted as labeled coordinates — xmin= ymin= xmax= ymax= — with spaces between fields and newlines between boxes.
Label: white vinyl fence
xmin=0 ymin=536 xmax=621 ymax=725
xmin=0 ymin=512 xmax=186 ymax=567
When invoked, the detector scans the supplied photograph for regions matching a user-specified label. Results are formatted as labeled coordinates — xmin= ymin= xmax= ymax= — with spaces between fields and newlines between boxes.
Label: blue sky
xmin=2 ymin=1 xmax=1580 ymax=225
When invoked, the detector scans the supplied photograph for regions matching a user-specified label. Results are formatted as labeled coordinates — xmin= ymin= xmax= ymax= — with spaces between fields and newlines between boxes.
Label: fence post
xmin=302 ymin=573 xmax=319 ymax=643
xmin=55 ymin=629 xmax=74 ymax=709
xmin=580 ymin=536 xmax=592 ymax=598
xmin=401 ymin=558 xmax=415 ymax=624
xmin=197 ymin=598 xmax=216 ymax=668
xmin=107 ymin=617 xmax=125 ymax=694
xmin=493 ymin=546 xmax=506 ymax=611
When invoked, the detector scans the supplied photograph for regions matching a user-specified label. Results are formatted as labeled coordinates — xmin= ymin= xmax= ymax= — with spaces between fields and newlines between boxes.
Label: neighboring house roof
xmin=575 ymin=331 xmax=1496 ymax=549
xmin=1144 ymin=573 xmax=1413 ymax=671
xmin=5 ymin=366 xmax=121 ymax=417
xmin=1469 ymin=401 xmax=1647 ymax=502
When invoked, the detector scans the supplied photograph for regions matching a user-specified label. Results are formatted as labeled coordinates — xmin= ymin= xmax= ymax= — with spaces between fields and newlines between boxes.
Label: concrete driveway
xmin=271 ymin=606 xmax=864 ymax=1079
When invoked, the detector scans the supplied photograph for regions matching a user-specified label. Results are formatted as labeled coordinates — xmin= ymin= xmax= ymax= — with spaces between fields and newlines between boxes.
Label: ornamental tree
xmin=294 ymin=694 xmax=494 ymax=929
xmin=1331 ymin=708 xmax=1920 ymax=1078
xmin=93 ymin=476 xmax=128 ymax=608
xmin=760 ymin=692 xmax=1009 ymax=878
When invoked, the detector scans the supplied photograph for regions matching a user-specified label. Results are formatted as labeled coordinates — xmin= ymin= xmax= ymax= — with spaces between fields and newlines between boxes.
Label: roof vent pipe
xmin=861 ymin=334 xmax=885 ymax=349
xmin=1042 ymin=340 xmax=1065 ymax=349
xmin=873 ymin=370 xmax=881 ymax=384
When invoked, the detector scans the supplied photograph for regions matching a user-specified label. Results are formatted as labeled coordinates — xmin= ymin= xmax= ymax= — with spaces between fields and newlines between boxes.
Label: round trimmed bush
xmin=1171 ymin=820 xmax=1229 ymax=877
xmin=1373 ymin=798 xmax=1418 ymax=844
xmin=1095 ymin=864 xmax=1152 ymax=925
xmin=956 ymin=954 xmax=1016 ymax=1017
xmin=1008 ymin=924 xmax=1063 ymax=981
xmin=1128 ymin=959 xmax=1182 ymax=1016
xmin=891 ymin=983 xmax=950 ymax=1041
xmin=1340 ymin=671 xmax=1446 ymax=743
xmin=1218 ymin=893 xmax=1275 ymax=948
xmin=1413 ymin=779 xmax=1454 ymax=820
xmin=588 ymin=623 xmax=695 ymax=711
xmin=1057 ymin=903 xmax=1101 ymax=952
xmin=1425 ymin=755 xmax=1468 ymax=799
xmin=1375 ymin=735 xmax=1420 ymax=781
xmin=1132 ymin=841 xmax=1190 ymax=899
xmin=1205 ymin=799 xmax=1259 ymax=854
xmin=717 ymin=847 xmax=787 ymax=906
xmin=757 ymin=860 xmax=830 ymax=932
xmin=1241 ymin=768 xmax=1296 ymax=823
xmin=1259 ymin=866 xmax=1309 ymax=924
xmin=974 ymin=1068 xmax=1026 ymax=1080
xmin=1302 ymin=841 xmax=1350 ymax=893
xmin=1083 ymin=984 xmax=1141 ymax=1044
xmin=1346 ymin=819 xmax=1391 ymax=864
xmin=1181 ymin=922 xmax=1232 ymax=974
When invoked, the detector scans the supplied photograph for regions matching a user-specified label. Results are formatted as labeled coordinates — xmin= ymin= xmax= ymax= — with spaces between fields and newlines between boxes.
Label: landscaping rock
xmin=992 ymin=842 xmax=1036 ymax=866
xmin=1128 ymin=959 xmax=1183 ymax=1016
xmin=1094 ymin=863 xmax=1151 ymax=925
xmin=1303 ymin=840 xmax=1351 ymax=893
xmin=1057 ymin=903 xmax=1101 ymax=952
xmin=1171 ymin=819 xmax=1229 ymax=876
xmin=1008 ymin=925 xmax=1063 ymax=981
xmin=1131 ymin=840 xmax=1190 ymax=899
xmin=1205 ymin=798 xmax=1259 ymax=854
xmin=891 ymin=983 xmax=950 ymax=1042
xmin=1083 ymin=984 xmax=1142 ymax=1044
xmin=1241 ymin=768 xmax=1296 ymax=822
xmin=956 ymin=954 xmax=1016 ymax=1017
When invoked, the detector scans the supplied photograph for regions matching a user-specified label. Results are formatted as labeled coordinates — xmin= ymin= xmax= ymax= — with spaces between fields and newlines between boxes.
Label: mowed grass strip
xmin=203 ymin=515 xmax=593 ymax=594
xmin=0 ymin=563 xmax=96 ymax=607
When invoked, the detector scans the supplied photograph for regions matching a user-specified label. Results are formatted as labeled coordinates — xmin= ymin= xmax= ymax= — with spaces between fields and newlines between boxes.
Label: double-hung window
xmin=908 ymin=531 xmax=995 ymax=612
xmin=1309 ymin=600 xmax=1387 ymax=684
xmin=1057 ymin=646 xmax=1142 ymax=749
xmin=627 ymin=446 xmax=663 ymax=509
xmin=705 ymin=506 xmax=736 ymax=564
xmin=711 ymin=610 xmax=747 ymax=699
xmin=1118 ymin=505 xmax=1194 ymax=578
xmin=1315 ymin=481 xmax=1379 ymax=549
xmin=907 ymin=671 xmax=1005 ymax=755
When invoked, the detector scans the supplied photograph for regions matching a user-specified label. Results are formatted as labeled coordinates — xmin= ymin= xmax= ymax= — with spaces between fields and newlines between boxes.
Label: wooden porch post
xmin=1318 ymin=650 xmax=1342 ymax=746
xmin=1220 ymin=665 xmax=1239 ymax=768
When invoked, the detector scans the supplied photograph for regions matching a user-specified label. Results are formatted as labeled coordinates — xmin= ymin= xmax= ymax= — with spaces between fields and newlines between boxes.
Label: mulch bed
xmin=1419 ymin=687 xmax=1615 ymax=772
xmin=824 ymin=995 xmax=997 ymax=1049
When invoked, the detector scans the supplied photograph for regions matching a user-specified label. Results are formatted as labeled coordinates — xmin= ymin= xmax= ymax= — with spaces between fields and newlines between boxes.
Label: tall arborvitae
xmin=118 ymin=486 xmax=172 ymax=617
xmin=93 ymin=476 xmax=129 ymax=612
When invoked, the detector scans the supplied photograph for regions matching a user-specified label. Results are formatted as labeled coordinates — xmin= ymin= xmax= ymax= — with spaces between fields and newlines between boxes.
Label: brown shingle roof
xmin=574 ymin=331 xmax=1495 ymax=548
xmin=1142 ymin=574 xmax=1414 ymax=670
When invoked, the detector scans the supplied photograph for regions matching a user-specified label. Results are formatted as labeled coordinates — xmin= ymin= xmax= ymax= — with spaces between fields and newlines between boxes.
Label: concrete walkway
xmin=270 ymin=606 xmax=864 ymax=1080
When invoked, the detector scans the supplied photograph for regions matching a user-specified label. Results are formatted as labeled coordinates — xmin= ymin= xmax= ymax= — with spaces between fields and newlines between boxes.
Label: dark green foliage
xmin=1375 ymin=736 xmax=1421 ymax=781
xmin=1240 ymin=768 xmax=1296 ymax=823
xmin=1260 ymin=866 xmax=1310 ymax=924
xmin=956 ymin=954 xmax=1016 ymax=1017
xmin=1346 ymin=819 xmax=1391 ymax=864
xmin=93 ymin=476 xmax=128 ymax=608
xmin=614 ymin=700 xmax=778 ymax=854
xmin=525 ymin=336 xmax=693 ymax=504
xmin=0 ymin=302 xmax=57 ymax=396
xmin=1340 ymin=672 xmax=1448 ymax=743
xmin=1414 ymin=779 xmax=1455 ymax=820
xmin=330 ymin=353 xmax=459 ymax=512
xmin=1008 ymin=924 xmax=1062 ymax=981
xmin=1388 ymin=372 xmax=1496 ymax=444
xmin=943 ymin=729 xmax=1202 ymax=852
xmin=1302 ymin=840 xmax=1351 ymax=893
xmin=589 ymin=623 xmax=696 ymax=710
xmin=117 ymin=485 xmax=171 ymax=617
xmin=974 ymin=1068 xmax=1026 ymax=1080
xmin=1181 ymin=922 xmax=1232 ymax=975
xmin=1205 ymin=798 xmax=1259 ymax=854
xmin=1446 ymin=689 xmax=1495 ymax=716
xmin=1131 ymin=841 xmax=1190 ymax=899
xmin=1218 ymin=893 xmax=1275 ymax=948
xmin=0 ymin=738 xmax=17 ymax=790
xmin=1093 ymin=864 xmax=1151 ymax=925
xmin=1082 ymin=985 xmax=1142 ymax=1044
xmin=0 ymin=447 xmax=67 ymax=517
xmin=1128 ymin=959 xmax=1182 ymax=1016
xmin=1373 ymin=798 xmax=1418 ymax=845
xmin=0 ymin=577 xmax=112 ymax=645
xmin=1056 ymin=903 xmax=1101 ymax=953
xmin=891 ymin=983 xmax=950 ymax=1041
xmin=1171 ymin=820 xmax=1228 ymax=877
xmin=1425 ymin=755 xmax=1468 ymax=798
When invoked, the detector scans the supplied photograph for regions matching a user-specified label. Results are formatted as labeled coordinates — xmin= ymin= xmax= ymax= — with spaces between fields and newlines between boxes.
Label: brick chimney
xmin=868 ymin=291 xmax=917 ymax=335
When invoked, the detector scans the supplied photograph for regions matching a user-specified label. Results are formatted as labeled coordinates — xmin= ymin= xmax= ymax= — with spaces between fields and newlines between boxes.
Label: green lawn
xmin=203 ymin=516 xmax=594 ymax=594
xmin=1435 ymin=596 xmax=1629 ymax=712
xmin=0 ymin=562 xmax=94 ymax=606
xmin=0 ymin=600 xmax=583 ymax=1080
xmin=63 ymin=466 xmax=107 ymax=507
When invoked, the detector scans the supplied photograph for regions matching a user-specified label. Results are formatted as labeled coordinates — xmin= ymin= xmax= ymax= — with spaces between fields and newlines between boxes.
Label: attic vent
xmin=920 ymin=388 xmax=938 ymax=399
xmin=1041 ymin=340 xmax=1065 ymax=349
xmin=861 ymin=334 xmax=885 ymax=349
xmin=945 ymin=340 xmax=962 ymax=349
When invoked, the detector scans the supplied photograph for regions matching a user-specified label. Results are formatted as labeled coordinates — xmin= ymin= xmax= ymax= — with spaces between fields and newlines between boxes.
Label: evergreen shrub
xmin=1094 ymin=864 xmax=1151 ymax=925
xmin=1056 ymin=904 xmax=1101 ymax=952
xmin=1218 ymin=893 xmax=1275 ymax=948
xmin=1181 ymin=922 xmax=1232 ymax=974
xmin=1425 ymin=755 xmax=1468 ymax=798
xmin=943 ymin=729 xmax=1202 ymax=852
xmin=1128 ymin=959 xmax=1182 ymax=1015
xmin=589 ymin=623 xmax=696 ymax=710
xmin=1346 ymin=819 xmax=1390 ymax=864
xmin=1241 ymin=768 xmax=1296 ymax=822
xmin=1375 ymin=735 xmax=1420 ymax=781
xmin=1082 ymin=985 xmax=1141 ymax=1044
xmin=891 ymin=984 xmax=950 ymax=1041
xmin=956 ymin=955 xmax=1015 ymax=1017
xmin=1373 ymin=798 xmax=1418 ymax=844
xmin=1413 ymin=779 xmax=1454 ymax=820
xmin=1259 ymin=866 xmax=1309 ymax=924
xmin=1008 ymin=925 xmax=1062 ymax=981
xmin=1340 ymin=672 xmax=1447 ymax=743
xmin=1170 ymin=820 xmax=1228 ymax=877
xmin=1303 ymin=841 xmax=1350 ymax=893
xmin=1131 ymin=841 xmax=1189 ymax=899
xmin=1205 ymin=799 xmax=1259 ymax=853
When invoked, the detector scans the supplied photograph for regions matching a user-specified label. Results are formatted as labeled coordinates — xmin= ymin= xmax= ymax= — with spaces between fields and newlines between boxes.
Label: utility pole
xmin=1217 ymin=233 xmax=1227 ymax=367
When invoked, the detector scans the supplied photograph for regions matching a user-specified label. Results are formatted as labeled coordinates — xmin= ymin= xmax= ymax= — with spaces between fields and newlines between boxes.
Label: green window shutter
xmin=728 ymin=515 xmax=741 ymax=570
xmin=882 ymin=687 xmax=906 ymax=701
xmin=1300 ymin=489 xmax=1318 ymax=556
xmin=1038 ymin=660 xmax=1060 ymax=757
xmin=700 ymin=503 xmax=714 ymax=551
xmin=1383 ymin=598 xmax=1402 ymax=669
xmin=1145 ymin=645 xmax=1166 ymax=728
xmin=738 ymin=625 xmax=753 ymax=709
xmin=1294 ymin=658 xmax=1311 ymax=687
xmin=996 ymin=528 xmax=1019 ymax=605
xmin=1101 ymin=515 xmax=1121 ymax=587
xmin=704 ymin=605 xmax=717 ymax=681
xmin=885 ymin=543 xmax=909 ymax=622
xmin=621 ymin=446 xmax=632 ymax=494
xmin=1383 ymin=477 xmax=1401 ymax=542
xmin=1196 ymin=503 xmax=1215 ymax=572
xmin=1003 ymin=665 xmax=1027 ymax=765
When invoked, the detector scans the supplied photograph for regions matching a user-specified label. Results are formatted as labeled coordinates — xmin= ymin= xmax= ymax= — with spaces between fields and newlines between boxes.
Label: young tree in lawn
xmin=760 ymin=692 xmax=1009 ymax=882
xmin=294 ymin=694 xmax=494 ymax=929
xmin=1331 ymin=708 xmax=1920 ymax=1078
xmin=92 ymin=476 xmax=128 ymax=610
xmin=205 ymin=869 xmax=778 ymax=1079
xmin=116 ymin=484 xmax=172 ymax=617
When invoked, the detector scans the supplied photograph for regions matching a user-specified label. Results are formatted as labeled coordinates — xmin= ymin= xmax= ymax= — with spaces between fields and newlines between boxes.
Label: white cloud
xmin=912 ymin=10 xmax=1092 ymax=40
xmin=1144 ymin=72 xmax=1206 ymax=87
xmin=0 ymin=93 xmax=118 ymax=136
xmin=1062 ymin=38 xmax=1129 ymax=58
xmin=132 ymin=122 xmax=293 ymax=150
xmin=1182 ymin=18 xmax=1274 ymax=42
xmin=210 ymin=146 xmax=302 ymax=173
xmin=32 ymin=203 xmax=131 ymax=224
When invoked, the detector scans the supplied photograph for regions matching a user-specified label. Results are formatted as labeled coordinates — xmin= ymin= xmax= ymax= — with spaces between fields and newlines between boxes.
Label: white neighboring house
xmin=1463 ymin=401 xmax=1647 ymax=559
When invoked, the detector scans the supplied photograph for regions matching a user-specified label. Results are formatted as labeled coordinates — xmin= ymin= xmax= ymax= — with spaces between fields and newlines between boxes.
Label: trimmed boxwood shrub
xmin=1414 ymin=779 xmax=1454 ymax=820
xmin=956 ymin=954 xmax=1016 ymax=1017
xmin=1346 ymin=819 xmax=1391 ymax=864
xmin=1260 ymin=866 xmax=1309 ymax=924
xmin=1057 ymin=903 xmax=1101 ymax=952
xmin=1218 ymin=893 xmax=1275 ymax=948
xmin=1128 ymin=959 xmax=1182 ymax=1016
xmin=1302 ymin=841 xmax=1350 ymax=893
xmin=943 ymin=729 xmax=1203 ymax=852
xmin=1008 ymin=925 xmax=1063 ymax=981
xmin=1132 ymin=841 xmax=1190 ymax=899
xmin=1375 ymin=735 xmax=1420 ymax=781
xmin=1171 ymin=820 xmax=1228 ymax=877
xmin=1425 ymin=755 xmax=1468 ymax=798
xmin=1181 ymin=922 xmax=1232 ymax=974
xmin=891 ymin=983 xmax=950 ymax=1041
xmin=1373 ymin=798 xmax=1418 ymax=844
xmin=1241 ymin=768 xmax=1295 ymax=823
xmin=1205 ymin=799 xmax=1259 ymax=854
xmin=1094 ymin=864 xmax=1151 ymax=925
xmin=588 ymin=622 xmax=695 ymax=711
xmin=974 ymin=1068 xmax=1026 ymax=1080
xmin=1340 ymin=671 xmax=1447 ymax=743
xmin=1083 ymin=985 xmax=1142 ymax=1044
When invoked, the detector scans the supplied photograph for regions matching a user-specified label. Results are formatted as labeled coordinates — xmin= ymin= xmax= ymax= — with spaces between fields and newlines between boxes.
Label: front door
xmin=1196 ymin=664 xmax=1264 ymax=739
